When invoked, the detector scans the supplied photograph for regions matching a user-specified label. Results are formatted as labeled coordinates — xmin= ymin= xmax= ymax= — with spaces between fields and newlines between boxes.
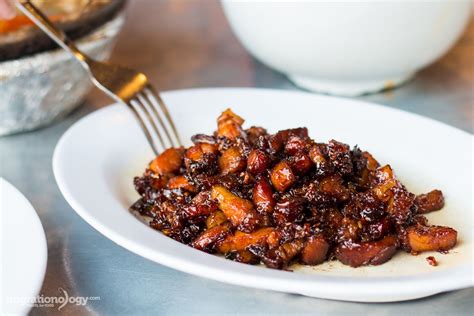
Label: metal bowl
xmin=0 ymin=9 xmax=125 ymax=136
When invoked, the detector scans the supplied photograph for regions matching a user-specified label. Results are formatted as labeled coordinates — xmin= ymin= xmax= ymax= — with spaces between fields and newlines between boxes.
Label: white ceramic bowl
xmin=221 ymin=1 xmax=471 ymax=96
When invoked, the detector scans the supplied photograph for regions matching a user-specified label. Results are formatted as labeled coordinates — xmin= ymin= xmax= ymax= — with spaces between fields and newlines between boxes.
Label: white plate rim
xmin=52 ymin=87 xmax=473 ymax=302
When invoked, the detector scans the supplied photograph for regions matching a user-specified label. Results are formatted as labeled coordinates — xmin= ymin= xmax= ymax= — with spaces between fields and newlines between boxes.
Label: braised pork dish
xmin=131 ymin=109 xmax=457 ymax=269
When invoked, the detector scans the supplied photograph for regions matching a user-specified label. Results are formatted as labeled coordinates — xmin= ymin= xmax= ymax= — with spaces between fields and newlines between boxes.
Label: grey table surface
xmin=1 ymin=1 xmax=473 ymax=315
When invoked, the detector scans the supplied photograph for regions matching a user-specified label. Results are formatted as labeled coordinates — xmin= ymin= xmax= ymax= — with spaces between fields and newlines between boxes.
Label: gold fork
xmin=16 ymin=0 xmax=182 ymax=155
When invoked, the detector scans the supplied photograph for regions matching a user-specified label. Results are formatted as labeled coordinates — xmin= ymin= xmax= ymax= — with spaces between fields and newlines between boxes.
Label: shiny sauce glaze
xmin=131 ymin=109 xmax=457 ymax=269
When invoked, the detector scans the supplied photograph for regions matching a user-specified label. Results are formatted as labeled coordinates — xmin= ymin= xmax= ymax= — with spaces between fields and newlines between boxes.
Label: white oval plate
xmin=1 ymin=178 xmax=48 ymax=315
xmin=53 ymin=88 xmax=473 ymax=302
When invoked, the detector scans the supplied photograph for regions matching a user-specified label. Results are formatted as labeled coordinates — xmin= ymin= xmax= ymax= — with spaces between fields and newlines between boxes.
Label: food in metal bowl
xmin=0 ymin=0 xmax=126 ymax=135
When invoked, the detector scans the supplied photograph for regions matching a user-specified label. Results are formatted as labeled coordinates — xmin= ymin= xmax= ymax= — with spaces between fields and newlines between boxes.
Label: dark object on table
xmin=0 ymin=0 xmax=127 ymax=136
xmin=0 ymin=0 xmax=126 ymax=61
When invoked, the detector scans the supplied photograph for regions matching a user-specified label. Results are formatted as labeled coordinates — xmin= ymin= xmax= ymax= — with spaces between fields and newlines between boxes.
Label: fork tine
xmin=126 ymin=100 xmax=161 ymax=156
xmin=131 ymin=96 xmax=167 ymax=152
xmin=138 ymin=92 xmax=175 ymax=149
xmin=18 ymin=0 xmax=180 ymax=154
xmin=144 ymin=85 xmax=183 ymax=147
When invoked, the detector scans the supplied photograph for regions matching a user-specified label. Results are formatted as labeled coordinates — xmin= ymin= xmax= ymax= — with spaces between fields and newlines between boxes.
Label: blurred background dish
xmin=221 ymin=1 xmax=471 ymax=96
xmin=0 ymin=178 xmax=47 ymax=316
xmin=0 ymin=0 xmax=126 ymax=136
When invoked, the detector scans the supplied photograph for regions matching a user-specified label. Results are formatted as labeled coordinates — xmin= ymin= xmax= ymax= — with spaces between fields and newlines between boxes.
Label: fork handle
xmin=15 ymin=0 xmax=89 ymax=66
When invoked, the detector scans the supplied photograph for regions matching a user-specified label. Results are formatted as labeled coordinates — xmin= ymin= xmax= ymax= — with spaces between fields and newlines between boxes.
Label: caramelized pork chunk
xmin=405 ymin=225 xmax=457 ymax=253
xmin=270 ymin=161 xmax=296 ymax=192
xmin=211 ymin=185 xmax=260 ymax=231
xmin=206 ymin=210 xmax=227 ymax=229
xmin=247 ymin=149 xmax=270 ymax=175
xmin=149 ymin=147 xmax=184 ymax=175
xmin=252 ymin=177 xmax=275 ymax=214
xmin=192 ymin=224 xmax=231 ymax=253
xmin=168 ymin=175 xmax=195 ymax=192
xmin=219 ymin=146 xmax=246 ymax=175
xmin=218 ymin=228 xmax=280 ymax=253
xmin=217 ymin=108 xmax=245 ymax=140
xmin=301 ymin=236 xmax=330 ymax=265
xmin=226 ymin=250 xmax=260 ymax=264
xmin=259 ymin=239 xmax=305 ymax=269
xmin=415 ymin=190 xmax=445 ymax=214
xmin=335 ymin=236 xmax=398 ymax=267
